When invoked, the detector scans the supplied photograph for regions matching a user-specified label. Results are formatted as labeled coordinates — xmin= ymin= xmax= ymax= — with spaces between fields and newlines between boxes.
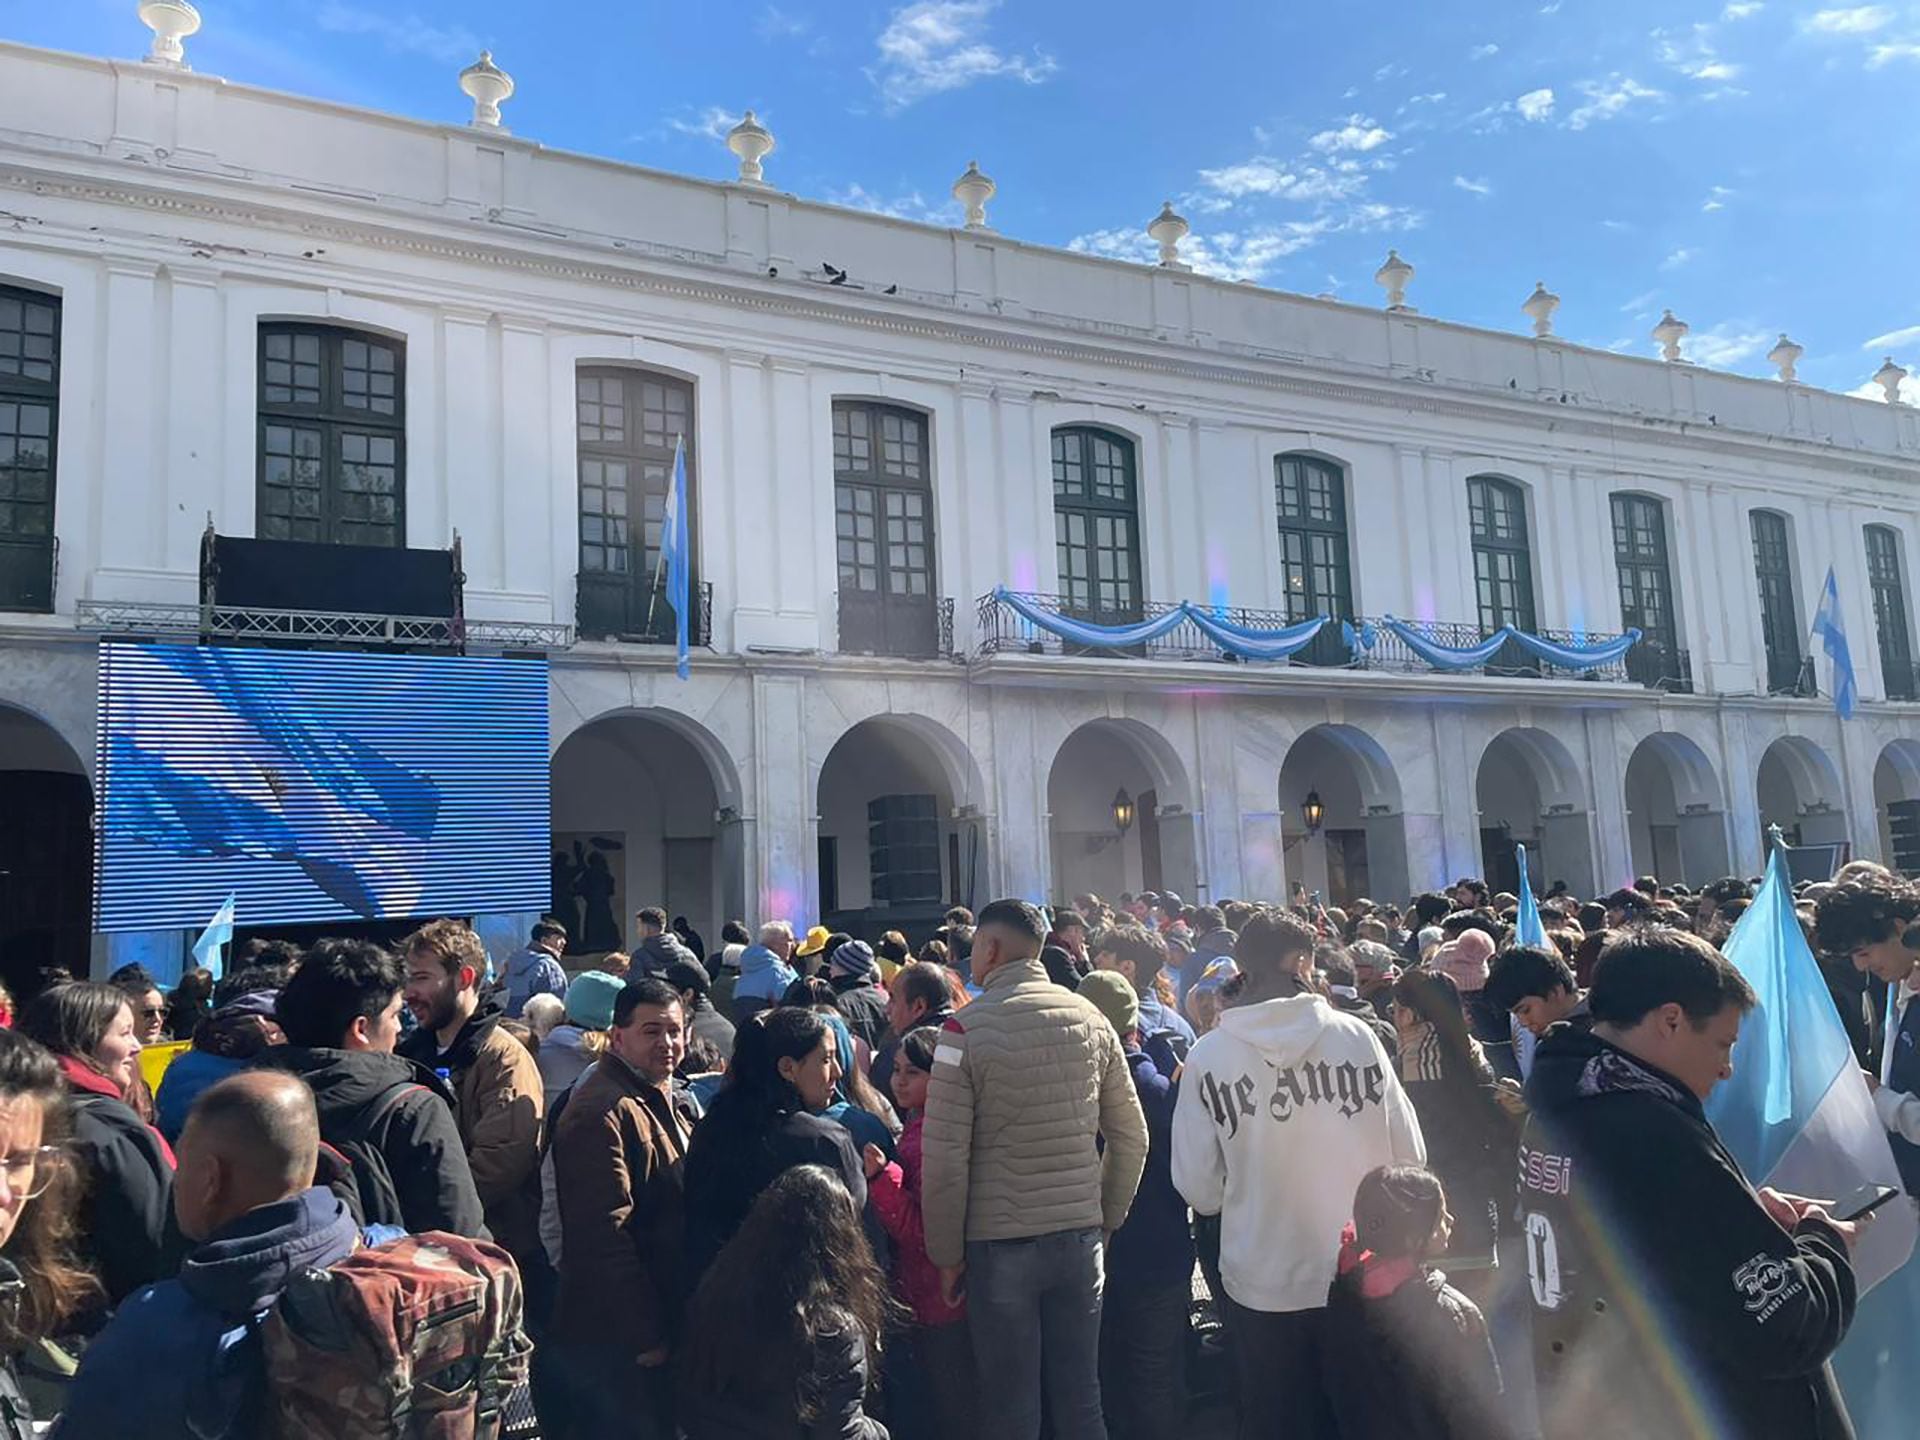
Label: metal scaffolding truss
xmin=74 ymin=599 xmax=574 ymax=653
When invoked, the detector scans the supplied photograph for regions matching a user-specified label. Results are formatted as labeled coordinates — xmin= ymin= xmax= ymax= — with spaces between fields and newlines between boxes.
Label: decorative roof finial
xmin=1375 ymin=249 xmax=1414 ymax=310
xmin=1875 ymin=356 xmax=1910 ymax=405
xmin=137 ymin=0 xmax=201 ymax=69
xmin=1767 ymin=334 xmax=1803 ymax=384
xmin=1522 ymin=281 xmax=1559 ymax=338
xmin=727 ymin=111 xmax=775 ymax=186
xmin=458 ymin=52 xmax=514 ymax=131
xmin=953 ymin=161 xmax=996 ymax=231
xmin=1652 ymin=309 xmax=1689 ymax=363
xmin=1147 ymin=202 xmax=1190 ymax=271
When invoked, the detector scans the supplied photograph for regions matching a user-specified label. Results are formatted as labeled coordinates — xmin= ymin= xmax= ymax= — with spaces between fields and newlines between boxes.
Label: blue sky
xmin=12 ymin=1 xmax=1920 ymax=397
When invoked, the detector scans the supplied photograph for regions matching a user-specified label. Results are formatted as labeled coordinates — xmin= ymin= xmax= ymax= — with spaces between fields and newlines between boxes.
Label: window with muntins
xmin=0 ymin=285 xmax=58 ymax=611
xmin=834 ymin=402 xmax=938 ymax=657
xmin=575 ymin=367 xmax=695 ymax=642
xmin=1750 ymin=511 xmax=1804 ymax=693
xmin=1868 ymin=524 xmax=1915 ymax=700
xmin=1611 ymin=493 xmax=1680 ymax=678
xmin=1467 ymin=476 xmax=1537 ymax=635
xmin=257 ymin=324 xmax=404 ymax=548
xmin=1274 ymin=454 xmax=1354 ymax=667
xmin=1053 ymin=427 xmax=1142 ymax=621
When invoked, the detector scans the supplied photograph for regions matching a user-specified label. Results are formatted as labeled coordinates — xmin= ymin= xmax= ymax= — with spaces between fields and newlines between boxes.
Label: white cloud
xmin=1540 ymin=1 xmax=1563 ymax=12
xmin=1621 ymin=289 xmax=1661 ymax=314
xmin=824 ymin=184 xmax=963 ymax=226
xmin=1864 ymin=324 xmax=1920 ymax=350
xmin=1469 ymin=43 xmax=1500 ymax=60
xmin=1723 ymin=0 xmax=1764 ymax=15
xmin=1602 ymin=219 xmax=1634 ymax=231
xmin=1702 ymin=184 xmax=1734 ymax=211
xmin=1684 ymin=324 xmax=1773 ymax=368
xmin=1849 ymin=371 xmax=1920 ymax=403
xmin=313 ymin=3 xmax=479 ymax=64
xmin=756 ymin=5 xmax=811 ymax=40
xmin=1309 ymin=115 xmax=1393 ymax=152
xmin=665 ymin=106 xmax=745 ymax=141
xmin=1655 ymin=25 xmax=1743 ymax=82
xmin=1566 ymin=76 xmax=1663 ymax=129
xmin=1196 ymin=159 xmax=1365 ymax=202
xmin=1453 ymin=175 xmax=1493 ymax=197
xmin=1804 ymin=6 xmax=1894 ymax=33
xmin=868 ymin=1 xmax=1056 ymax=112
xmin=1660 ymin=247 xmax=1697 ymax=270
xmin=1374 ymin=63 xmax=1408 ymax=82
xmin=1515 ymin=87 xmax=1555 ymax=120
xmin=1868 ymin=39 xmax=1920 ymax=64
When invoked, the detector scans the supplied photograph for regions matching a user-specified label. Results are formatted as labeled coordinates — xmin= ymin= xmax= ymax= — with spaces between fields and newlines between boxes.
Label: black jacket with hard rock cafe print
xmin=1519 ymin=1025 xmax=1857 ymax=1440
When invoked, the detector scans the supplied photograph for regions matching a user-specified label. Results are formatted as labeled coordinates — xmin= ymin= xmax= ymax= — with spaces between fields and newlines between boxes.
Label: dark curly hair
xmin=1814 ymin=870 xmax=1920 ymax=958
xmin=680 ymin=1164 xmax=897 ymax=1422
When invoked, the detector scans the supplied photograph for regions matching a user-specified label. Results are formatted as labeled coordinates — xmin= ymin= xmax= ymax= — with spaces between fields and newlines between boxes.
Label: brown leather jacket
xmin=549 ymin=1051 xmax=695 ymax=1354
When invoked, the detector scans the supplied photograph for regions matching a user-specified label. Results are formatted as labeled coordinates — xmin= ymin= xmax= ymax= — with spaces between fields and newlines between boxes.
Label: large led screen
xmin=95 ymin=643 xmax=549 ymax=932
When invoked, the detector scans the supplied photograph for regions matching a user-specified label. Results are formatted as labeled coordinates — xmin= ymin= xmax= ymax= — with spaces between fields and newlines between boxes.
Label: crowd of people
xmin=0 ymin=865 xmax=1914 ymax=1438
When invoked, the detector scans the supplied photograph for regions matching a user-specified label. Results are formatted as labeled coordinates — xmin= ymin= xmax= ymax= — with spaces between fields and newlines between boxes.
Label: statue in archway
xmin=577 ymin=847 xmax=622 ymax=952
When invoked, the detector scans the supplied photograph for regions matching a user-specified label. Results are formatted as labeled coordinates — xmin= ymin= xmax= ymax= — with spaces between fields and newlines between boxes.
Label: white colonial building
xmin=4 ymin=22 xmax=1920 ymax=969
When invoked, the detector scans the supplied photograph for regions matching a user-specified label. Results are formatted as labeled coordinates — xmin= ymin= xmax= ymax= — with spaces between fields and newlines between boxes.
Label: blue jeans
xmin=1099 ymin=1274 xmax=1189 ymax=1439
xmin=966 ymin=1227 xmax=1107 ymax=1440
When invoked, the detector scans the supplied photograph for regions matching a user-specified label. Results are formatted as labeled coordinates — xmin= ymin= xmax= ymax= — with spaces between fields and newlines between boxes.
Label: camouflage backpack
xmin=261 ymin=1230 xmax=532 ymax=1439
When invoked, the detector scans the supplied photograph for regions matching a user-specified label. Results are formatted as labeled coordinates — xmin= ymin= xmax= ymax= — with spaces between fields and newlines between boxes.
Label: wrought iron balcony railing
xmin=75 ymin=598 xmax=575 ymax=652
xmin=973 ymin=591 xmax=1678 ymax=689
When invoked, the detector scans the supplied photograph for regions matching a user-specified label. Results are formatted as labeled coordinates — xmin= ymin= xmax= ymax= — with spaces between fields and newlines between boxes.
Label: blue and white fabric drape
xmin=1376 ymin=616 xmax=1640 ymax=673
xmin=995 ymin=589 xmax=1344 ymax=661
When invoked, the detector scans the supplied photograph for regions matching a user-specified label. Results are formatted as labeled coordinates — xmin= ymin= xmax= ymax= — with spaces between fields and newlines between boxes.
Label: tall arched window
xmin=1611 ymin=492 xmax=1684 ymax=688
xmin=1467 ymin=475 xmax=1536 ymax=635
xmin=257 ymin=323 xmax=404 ymax=548
xmin=833 ymin=401 xmax=937 ymax=657
xmin=1867 ymin=524 xmax=1915 ymax=700
xmin=1750 ymin=510 xmax=1805 ymax=694
xmin=1275 ymin=454 xmax=1353 ymax=667
xmin=0 ymin=284 xmax=59 ymax=611
xmin=575 ymin=366 xmax=695 ymax=642
xmin=1052 ymin=426 xmax=1141 ymax=622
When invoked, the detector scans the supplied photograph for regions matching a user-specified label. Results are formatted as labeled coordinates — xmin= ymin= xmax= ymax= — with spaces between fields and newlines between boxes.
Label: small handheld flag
xmin=191 ymin=893 xmax=235 ymax=981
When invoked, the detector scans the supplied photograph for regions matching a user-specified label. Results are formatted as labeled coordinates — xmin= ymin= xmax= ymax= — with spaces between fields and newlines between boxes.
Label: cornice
xmin=3 ymin=157 xmax=1918 ymax=489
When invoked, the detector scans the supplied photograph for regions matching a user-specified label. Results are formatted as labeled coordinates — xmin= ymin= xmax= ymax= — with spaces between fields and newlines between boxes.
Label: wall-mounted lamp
xmin=1112 ymin=788 xmax=1136 ymax=836
xmin=1302 ymin=790 xmax=1325 ymax=835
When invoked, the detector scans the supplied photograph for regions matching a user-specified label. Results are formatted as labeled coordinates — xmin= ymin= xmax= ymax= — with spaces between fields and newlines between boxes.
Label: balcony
xmin=1886 ymin=657 xmax=1920 ymax=703
xmin=974 ymin=591 xmax=1669 ymax=688
xmin=576 ymin=576 xmax=712 ymax=648
xmin=1766 ymin=652 xmax=1817 ymax=699
xmin=834 ymin=591 xmax=958 ymax=660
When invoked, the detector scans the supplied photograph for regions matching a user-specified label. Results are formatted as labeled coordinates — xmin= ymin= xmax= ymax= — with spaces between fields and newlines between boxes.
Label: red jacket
xmin=867 ymin=1114 xmax=965 ymax=1328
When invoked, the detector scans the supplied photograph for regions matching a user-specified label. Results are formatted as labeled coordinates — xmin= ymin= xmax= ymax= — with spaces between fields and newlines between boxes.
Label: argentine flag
xmin=1810 ymin=566 xmax=1858 ymax=720
xmin=191 ymin=892 xmax=235 ymax=981
xmin=1511 ymin=844 xmax=1546 ymax=1078
xmin=1705 ymin=843 xmax=1914 ymax=1292
xmin=664 ymin=435 xmax=691 ymax=681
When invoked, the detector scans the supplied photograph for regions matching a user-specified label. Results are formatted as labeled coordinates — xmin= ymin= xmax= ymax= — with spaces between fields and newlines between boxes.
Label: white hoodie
xmin=1172 ymin=991 xmax=1426 ymax=1313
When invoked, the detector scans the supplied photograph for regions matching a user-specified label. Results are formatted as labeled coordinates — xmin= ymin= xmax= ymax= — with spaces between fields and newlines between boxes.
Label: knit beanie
xmin=563 ymin=970 xmax=624 ymax=1031
xmin=828 ymin=939 xmax=879 ymax=983
xmin=1079 ymin=970 xmax=1139 ymax=1039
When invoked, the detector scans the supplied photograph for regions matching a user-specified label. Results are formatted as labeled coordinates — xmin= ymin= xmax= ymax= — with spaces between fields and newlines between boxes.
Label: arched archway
xmin=1047 ymin=719 xmax=1197 ymax=908
xmin=0 ymin=703 xmax=92 ymax=986
xmin=550 ymin=709 xmax=744 ymax=958
xmin=1874 ymin=739 xmax=1920 ymax=875
xmin=1277 ymin=724 xmax=1410 ymax=908
xmin=1625 ymin=732 xmax=1731 ymax=885
xmin=1476 ymin=727 xmax=1595 ymax=896
xmin=815 ymin=717 xmax=982 ymax=938
xmin=1756 ymin=735 xmax=1847 ymax=851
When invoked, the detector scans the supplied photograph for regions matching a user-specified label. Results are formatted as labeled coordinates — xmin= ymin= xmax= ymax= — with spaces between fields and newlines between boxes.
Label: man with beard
xmin=399 ymin=919 xmax=545 ymax=1267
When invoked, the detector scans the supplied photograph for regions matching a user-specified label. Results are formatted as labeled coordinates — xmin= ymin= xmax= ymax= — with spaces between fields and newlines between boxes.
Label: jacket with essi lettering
xmin=1171 ymin=991 xmax=1425 ymax=1314
xmin=1520 ymin=1025 xmax=1857 ymax=1440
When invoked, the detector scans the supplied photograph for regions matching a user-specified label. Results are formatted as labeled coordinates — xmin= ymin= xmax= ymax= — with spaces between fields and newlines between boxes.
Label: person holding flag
xmin=1520 ymin=922 xmax=1861 ymax=1440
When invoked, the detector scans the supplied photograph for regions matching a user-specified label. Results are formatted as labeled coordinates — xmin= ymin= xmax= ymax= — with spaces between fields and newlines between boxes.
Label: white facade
xmin=5 ymin=38 xmax=1920 ymax=958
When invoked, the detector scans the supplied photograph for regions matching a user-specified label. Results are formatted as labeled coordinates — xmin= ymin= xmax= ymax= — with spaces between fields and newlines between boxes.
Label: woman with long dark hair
xmin=683 ymin=1007 xmax=868 ymax=1286
xmin=17 ymin=982 xmax=175 ymax=1316
xmin=681 ymin=1164 xmax=893 ymax=1440
xmin=1387 ymin=968 xmax=1514 ymax=1279
xmin=0 ymin=1029 xmax=98 ymax=1436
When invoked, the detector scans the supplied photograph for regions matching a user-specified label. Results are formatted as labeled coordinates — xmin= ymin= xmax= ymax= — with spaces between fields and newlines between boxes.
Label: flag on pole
xmin=1810 ymin=566 xmax=1858 ymax=720
xmin=1514 ymin=843 xmax=1546 ymax=949
xmin=191 ymin=893 xmax=236 ymax=981
xmin=1704 ymin=840 xmax=1914 ymax=1292
xmin=664 ymin=435 xmax=691 ymax=681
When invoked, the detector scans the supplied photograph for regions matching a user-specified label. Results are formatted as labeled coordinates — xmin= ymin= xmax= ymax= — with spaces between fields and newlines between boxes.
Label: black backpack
xmin=317 ymin=1084 xmax=421 ymax=1229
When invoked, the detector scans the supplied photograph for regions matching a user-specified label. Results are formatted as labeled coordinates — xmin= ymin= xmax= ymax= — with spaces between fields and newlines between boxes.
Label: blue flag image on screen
xmin=1703 ymin=842 xmax=1920 ymax=1437
xmin=1810 ymin=565 xmax=1857 ymax=720
xmin=96 ymin=643 xmax=549 ymax=930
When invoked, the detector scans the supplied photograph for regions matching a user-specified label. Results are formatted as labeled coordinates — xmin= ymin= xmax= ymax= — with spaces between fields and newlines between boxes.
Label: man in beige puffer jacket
xmin=922 ymin=897 xmax=1148 ymax=1440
